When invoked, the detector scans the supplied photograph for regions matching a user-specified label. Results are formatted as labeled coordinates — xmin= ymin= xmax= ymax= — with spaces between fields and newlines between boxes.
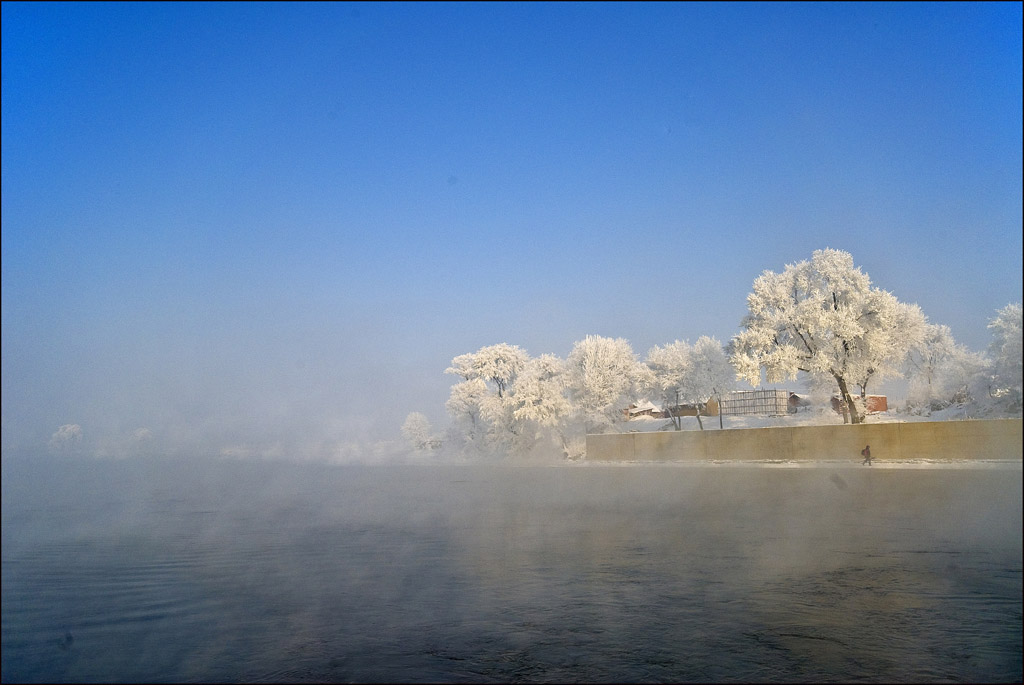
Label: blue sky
xmin=2 ymin=2 xmax=1021 ymax=455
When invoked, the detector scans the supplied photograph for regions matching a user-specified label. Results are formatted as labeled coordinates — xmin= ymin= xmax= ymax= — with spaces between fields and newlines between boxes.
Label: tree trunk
xmin=835 ymin=375 xmax=863 ymax=424
xmin=672 ymin=390 xmax=682 ymax=430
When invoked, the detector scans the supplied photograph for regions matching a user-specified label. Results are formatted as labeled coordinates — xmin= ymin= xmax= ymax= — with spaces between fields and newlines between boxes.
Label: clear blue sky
xmin=3 ymin=2 xmax=1021 ymax=455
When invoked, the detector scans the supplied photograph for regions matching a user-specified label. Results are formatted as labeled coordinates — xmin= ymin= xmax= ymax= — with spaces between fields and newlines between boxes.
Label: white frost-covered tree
xmin=445 ymin=378 xmax=489 ymax=444
xmin=648 ymin=336 xmax=735 ymax=430
xmin=646 ymin=340 xmax=691 ymax=430
xmin=680 ymin=336 xmax=735 ymax=429
xmin=850 ymin=298 xmax=928 ymax=399
xmin=730 ymin=249 xmax=926 ymax=424
xmin=446 ymin=343 xmax=529 ymax=398
xmin=508 ymin=353 xmax=578 ymax=457
xmin=445 ymin=348 xmax=584 ymax=458
xmin=986 ymin=303 xmax=1022 ymax=414
xmin=510 ymin=354 xmax=572 ymax=427
xmin=477 ymin=389 xmax=527 ymax=452
xmin=567 ymin=335 xmax=652 ymax=432
xmin=445 ymin=344 xmax=534 ymax=453
xmin=401 ymin=412 xmax=436 ymax=451
xmin=904 ymin=324 xmax=988 ymax=413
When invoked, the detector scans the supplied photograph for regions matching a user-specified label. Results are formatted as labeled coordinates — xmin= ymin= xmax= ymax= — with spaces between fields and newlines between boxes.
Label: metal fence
xmin=718 ymin=389 xmax=790 ymax=416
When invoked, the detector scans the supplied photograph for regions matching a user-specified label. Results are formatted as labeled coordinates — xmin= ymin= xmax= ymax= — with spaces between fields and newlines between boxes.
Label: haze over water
xmin=2 ymin=456 xmax=1020 ymax=683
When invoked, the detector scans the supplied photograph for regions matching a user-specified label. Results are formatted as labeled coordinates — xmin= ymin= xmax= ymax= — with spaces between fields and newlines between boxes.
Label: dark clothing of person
xmin=861 ymin=445 xmax=872 ymax=465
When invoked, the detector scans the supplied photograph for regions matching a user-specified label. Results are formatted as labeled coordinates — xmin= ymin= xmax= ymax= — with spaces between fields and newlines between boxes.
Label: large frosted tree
xmin=508 ymin=353 xmax=578 ymax=457
xmin=446 ymin=343 xmax=529 ymax=398
xmin=986 ymin=303 xmax=1022 ymax=413
xmin=567 ymin=335 xmax=652 ymax=432
xmin=509 ymin=354 xmax=572 ymax=428
xmin=730 ymin=248 xmax=926 ymax=424
xmin=445 ymin=343 xmax=537 ymax=453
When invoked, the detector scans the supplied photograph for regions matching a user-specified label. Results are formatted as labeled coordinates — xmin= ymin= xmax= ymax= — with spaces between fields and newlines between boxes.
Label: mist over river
xmin=2 ymin=456 xmax=1021 ymax=683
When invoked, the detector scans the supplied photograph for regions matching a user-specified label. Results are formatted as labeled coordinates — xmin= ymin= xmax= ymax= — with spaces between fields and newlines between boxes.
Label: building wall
xmin=866 ymin=396 xmax=888 ymax=413
xmin=831 ymin=395 xmax=888 ymax=414
xmin=585 ymin=419 xmax=1023 ymax=462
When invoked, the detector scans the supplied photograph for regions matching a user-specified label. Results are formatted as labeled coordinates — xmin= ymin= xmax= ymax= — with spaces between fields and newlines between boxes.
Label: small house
xmin=831 ymin=395 xmax=888 ymax=415
xmin=667 ymin=398 xmax=720 ymax=417
xmin=623 ymin=400 xmax=665 ymax=420
xmin=788 ymin=393 xmax=811 ymax=413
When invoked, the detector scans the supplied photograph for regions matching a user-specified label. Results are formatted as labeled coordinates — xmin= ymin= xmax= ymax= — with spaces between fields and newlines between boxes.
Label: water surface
xmin=2 ymin=456 xmax=1021 ymax=682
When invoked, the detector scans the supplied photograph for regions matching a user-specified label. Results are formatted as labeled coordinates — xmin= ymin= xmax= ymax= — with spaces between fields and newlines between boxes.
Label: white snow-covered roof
xmin=627 ymin=400 xmax=660 ymax=414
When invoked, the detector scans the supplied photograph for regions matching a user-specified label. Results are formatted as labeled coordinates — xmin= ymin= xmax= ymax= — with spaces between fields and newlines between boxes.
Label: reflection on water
xmin=2 ymin=458 xmax=1021 ymax=683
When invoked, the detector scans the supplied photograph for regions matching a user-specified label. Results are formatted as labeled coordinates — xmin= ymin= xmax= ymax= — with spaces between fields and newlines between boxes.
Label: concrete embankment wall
xmin=585 ymin=419 xmax=1023 ymax=462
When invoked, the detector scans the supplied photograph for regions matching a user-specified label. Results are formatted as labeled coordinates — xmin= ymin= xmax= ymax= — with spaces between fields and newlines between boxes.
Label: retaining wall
xmin=585 ymin=419 xmax=1023 ymax=462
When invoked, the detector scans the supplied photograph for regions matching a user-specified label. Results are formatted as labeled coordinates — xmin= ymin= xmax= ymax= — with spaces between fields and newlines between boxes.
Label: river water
xmin=2 ymin=456 xmax=1021 ymax=683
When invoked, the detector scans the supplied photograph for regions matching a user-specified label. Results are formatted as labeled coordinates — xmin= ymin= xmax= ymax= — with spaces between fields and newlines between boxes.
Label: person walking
xmin=861 ymin=444 xmax=872 ymax=466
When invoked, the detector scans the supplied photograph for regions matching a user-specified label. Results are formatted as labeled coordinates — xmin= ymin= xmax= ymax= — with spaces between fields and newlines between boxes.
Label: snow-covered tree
xmin=477 ymin=389 xmax=528 ymax=452
xmin=680 ymin=336 xmax=735 ymax=429
xmin=850 ymin=299 xmax=928 ymax=399
xmin=646 ymin=340 xmax=691 ymax=430
xmin=510 ymin=354 xmax=572 ymax=427
xmin=904 ymin=324 xmax=987 ymax=413
xmin=648 ymin=336 xmax=735 ymax=430
xmin=730 ymin=249 xmax=927 ymax=424
xmin=508 ymin=353 xmax=577 ymax=456
xmin=905 ymin=324 xmax=959 ymax=396
xmin=567 ymin=335 xmax=652 ymax=432
xmin=444 ymin=344 xmax=537 ymax=454
xmin=986 ymin=303 xmax=1022 ymax=414
xmin=445 ymin=378 xmax=489 ymax=443
xmin=446 ymin=343 xmax=529 ymax=398
xmin=401 ymin=412 xmax=436 ymax=451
